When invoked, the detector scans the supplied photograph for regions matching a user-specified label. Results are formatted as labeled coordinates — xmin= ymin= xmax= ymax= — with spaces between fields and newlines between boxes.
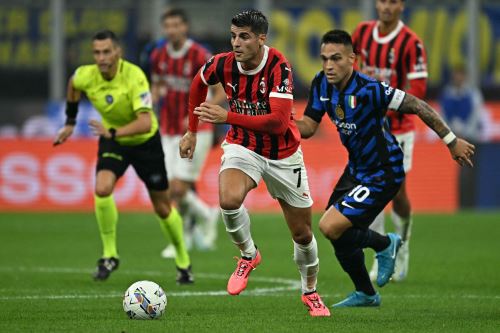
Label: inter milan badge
xmin=335 ymin=104 xmax=345 ymax=120
xmin=105 ymin=94 xmax=113 ymax=104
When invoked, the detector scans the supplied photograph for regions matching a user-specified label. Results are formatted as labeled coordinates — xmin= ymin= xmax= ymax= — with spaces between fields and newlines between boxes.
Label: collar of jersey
xmin=373 ymin=20 xmax=404 ymax=44
xmin=166 ymin=39 xmax=193 ymax=59
xmin=236 ymin=45 xmax=269 ymax=75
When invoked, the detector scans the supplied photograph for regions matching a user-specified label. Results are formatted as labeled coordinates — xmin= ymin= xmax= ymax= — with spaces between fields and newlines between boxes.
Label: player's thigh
xmin=318 ymin=205 xmax=354 ymax=240
xmin=161 ymin=135 xmax=181 ymax=180
xmin=394 ymin=131 xmax=415 ymax=173
xmin=171 ymin=131 xmax=213 ymax=182
xmin=328 ymin=177 xmax=401 ymax=229
xmin=95 ymin=137 xmax=129 ymax=195
xmin=278 ymin=199 xmax=312 ymax=244
xmin=219 ymin=142 xmax=263 ymax=209
xmin=263 ymin=147 xmax=313 ymax=209
xmin=131 ymin=132 xmax=169 ymax=192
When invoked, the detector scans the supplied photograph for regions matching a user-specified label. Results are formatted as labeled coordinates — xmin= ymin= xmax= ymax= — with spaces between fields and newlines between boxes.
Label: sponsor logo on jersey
xmin=229 ymin=99 xmax=269 ymax=116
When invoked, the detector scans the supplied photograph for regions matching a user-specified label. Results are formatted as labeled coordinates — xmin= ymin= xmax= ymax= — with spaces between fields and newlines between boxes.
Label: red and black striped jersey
xmin=352 ymin=20 xmax=428 ymax=134
xmin=151 ymin=39 xmax=212 ymax=135
xmin=200 ymin=45 xmax=300 ymax=160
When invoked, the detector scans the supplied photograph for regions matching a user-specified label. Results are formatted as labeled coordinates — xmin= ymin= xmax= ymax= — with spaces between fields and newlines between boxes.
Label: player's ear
xmin=258 ymin=34 xmax=267 ymax=46
xmin=348 ymin=52 xmax=356 ymax=65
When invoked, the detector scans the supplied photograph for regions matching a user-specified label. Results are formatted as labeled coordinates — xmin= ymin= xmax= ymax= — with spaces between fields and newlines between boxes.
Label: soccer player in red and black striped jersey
xmin=352 ymin=0 xmax=428 ymax=282
xmin=179 ymin=9 xmax=330 ymax=317
xmin=151 ymin=8 xmax=226 ymax=256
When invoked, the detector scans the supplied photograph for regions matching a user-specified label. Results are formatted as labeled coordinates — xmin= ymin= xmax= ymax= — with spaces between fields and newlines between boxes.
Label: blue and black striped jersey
xmin=304 ymin=70 xmax=405 ymax=183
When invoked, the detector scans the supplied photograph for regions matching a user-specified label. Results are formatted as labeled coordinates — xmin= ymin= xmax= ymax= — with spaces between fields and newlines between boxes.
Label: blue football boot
xmin=332 ymin=291 xmax=381 ymax=308
xmin=376 ymin=232 xmax=402 ymax=287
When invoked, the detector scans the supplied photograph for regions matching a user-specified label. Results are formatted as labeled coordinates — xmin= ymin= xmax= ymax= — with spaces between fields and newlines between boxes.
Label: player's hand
xmin=449 ymin=138 xmax=475 ymax=167
xmin=179 ymin=131 xmax=197 ymax=160
xmin=53 ymin=125 xmax=75 ymax=146
xmin=194 ymin=102 xmax=228 ymax=124
xmin=89 ymin=120 xmax=111 ymax=139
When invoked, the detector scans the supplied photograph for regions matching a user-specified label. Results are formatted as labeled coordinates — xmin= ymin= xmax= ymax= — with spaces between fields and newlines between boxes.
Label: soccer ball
xmin=123 ymin=280 xmax=167 ymax=319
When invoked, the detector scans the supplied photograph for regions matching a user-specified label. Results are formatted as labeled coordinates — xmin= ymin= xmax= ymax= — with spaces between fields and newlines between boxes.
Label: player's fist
xmin=179 ymin=131 xmax=197 ymax=160
xmin=449 ymin=138 xmax=475 ymax=167
xmin=53 ymin=125 xmax=75 ymax=146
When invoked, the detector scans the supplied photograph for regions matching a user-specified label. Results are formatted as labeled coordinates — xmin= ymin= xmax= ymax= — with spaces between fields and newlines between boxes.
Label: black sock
xmin=333 ymin=227 xmax=390 ymax=252
xmin=333 ymin=246 xmax=375 ymax=295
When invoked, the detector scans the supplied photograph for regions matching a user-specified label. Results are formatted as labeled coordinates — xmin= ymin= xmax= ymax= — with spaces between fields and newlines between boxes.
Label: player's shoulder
xmin=353 ymin=20 xmax=377 ymax=34
xmin=190 ymin=40 xmax=210 ymax=53
xmin=311 ymin=70 xmax=326 ymax=84
xmin=353 ymin=71 xmax=382 ymax=92
xmin=267 ymin=46 xmax=291 ymax=65
xmin=400 ymin=24 xmax=425 ymax=46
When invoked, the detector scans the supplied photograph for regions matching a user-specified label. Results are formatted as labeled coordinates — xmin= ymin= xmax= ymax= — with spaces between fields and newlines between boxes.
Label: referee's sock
xmin=94 ymin=194 xmax=119 ymax=258
xmin=158 ymin=207 xmax=191 ymax=269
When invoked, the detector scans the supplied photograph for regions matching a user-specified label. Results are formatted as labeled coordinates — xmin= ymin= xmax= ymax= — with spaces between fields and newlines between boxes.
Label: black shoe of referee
xmin=93 ymin=257 xmax=119 ymax=281
xmin=176 ymin=265 xmax=194 ymax=285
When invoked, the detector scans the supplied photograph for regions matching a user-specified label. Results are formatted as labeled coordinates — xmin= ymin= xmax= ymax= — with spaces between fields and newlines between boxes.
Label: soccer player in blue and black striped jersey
xmin=296 ymin=30 xmax=475 ymax=307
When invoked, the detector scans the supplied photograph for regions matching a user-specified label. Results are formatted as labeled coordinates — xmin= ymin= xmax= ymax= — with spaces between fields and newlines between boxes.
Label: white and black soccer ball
xmin=123 ymin=280 xmax=167 ymax=320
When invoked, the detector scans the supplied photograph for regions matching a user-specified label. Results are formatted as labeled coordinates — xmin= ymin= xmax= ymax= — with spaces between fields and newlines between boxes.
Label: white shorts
xmin=220 ymin=141 xmax=314 ymax=208
xmin=394 ymin=131 xmax=415 ymax=173
xmin=162 ymin=132 xmax=213 ymax=182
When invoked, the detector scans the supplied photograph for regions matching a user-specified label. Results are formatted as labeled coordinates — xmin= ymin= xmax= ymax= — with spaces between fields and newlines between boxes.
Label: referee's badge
xmin=335 ymin=104 xmax=344 ymax=119
xmin=105 ymin=94 xmax=113 ymax=104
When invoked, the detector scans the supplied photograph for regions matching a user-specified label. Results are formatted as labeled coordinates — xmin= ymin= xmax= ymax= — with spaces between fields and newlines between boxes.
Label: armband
xmin=65 ymin=101 xmax=79 ymax=125
xmin=442 ymin=132 xmax=457 ymax=145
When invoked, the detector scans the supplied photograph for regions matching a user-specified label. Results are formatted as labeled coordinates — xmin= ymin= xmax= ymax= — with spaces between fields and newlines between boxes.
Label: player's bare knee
xmin=95 ymin=185 xmax=113 ymax=198
xmin=154 ymin=202 xmax=171 ymax=219
xmin=219 ymin=193 xmax=244 ymax=211
xmin=292 ymin=230 xmax=313 ymax=245
xmin=319 ymin=219 xmax=341 ymax=240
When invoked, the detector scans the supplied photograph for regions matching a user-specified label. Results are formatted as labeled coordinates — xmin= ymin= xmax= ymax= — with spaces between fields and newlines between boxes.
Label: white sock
xmin=221 ymin=205 xmax=256 ymax=258
xmin=183 ymin=190 xmax=212 ymax=220
xmin=370 ymin=211 xmax=385 ymax=234
xmin=392 ymin=210 xmax=412 ymax=241
xmin=293 ymin=236 xmax=319 ymax=294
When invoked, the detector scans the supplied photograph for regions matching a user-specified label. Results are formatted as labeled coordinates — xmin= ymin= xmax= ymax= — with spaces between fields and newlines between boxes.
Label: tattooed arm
xmin=396 ymin=93 xmax=476 ymax=167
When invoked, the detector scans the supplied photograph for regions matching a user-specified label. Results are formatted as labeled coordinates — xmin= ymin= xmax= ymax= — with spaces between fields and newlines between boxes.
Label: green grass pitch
xmin=0 ymin=211 xmax=499 ymax=332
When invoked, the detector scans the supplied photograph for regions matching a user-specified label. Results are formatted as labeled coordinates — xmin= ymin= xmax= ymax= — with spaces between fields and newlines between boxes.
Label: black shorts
xmin=96 ymin=131 xmax=168 ymax=191
xmin=326 ymin=168 xmax=402 ymax=229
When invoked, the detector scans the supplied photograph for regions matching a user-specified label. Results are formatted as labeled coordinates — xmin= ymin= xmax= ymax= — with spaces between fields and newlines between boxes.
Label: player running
xmin=352 ymin=0 xmax=428 ymax=281
xmin=54 ymin=30 xmax=193 ymax=284
xmin=150 ymin=8 xmax=226 ymax=257
xmin=296 ymin=30 xmax=474 ymax=307
xmin=179 ymin=10 xmax=330 ymax=316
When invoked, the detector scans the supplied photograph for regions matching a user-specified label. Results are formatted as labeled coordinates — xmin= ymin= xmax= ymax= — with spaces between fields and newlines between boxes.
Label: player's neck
xmin=170 ymin=38 xmax=187 ymax=51
xmin=241 ymin=46 xmax=265 ymax=71
xmin=335 ymin=68 xmax=354 ymax=91
xmin=378 ymin=19 xmax=400 ymax=35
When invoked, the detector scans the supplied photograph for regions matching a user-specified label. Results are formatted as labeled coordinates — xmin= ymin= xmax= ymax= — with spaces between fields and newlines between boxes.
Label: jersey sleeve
xmin=72 ymin=65 xmax=91 ymax=91
xmin=373 ymin=81 xmax=406 ymax=112
xmin=304 ymin=73 xmax=326 ymax=123
xmin=200 ymin=55 xmax=220 ymax=86
xmin=405 ymin=37 xmax=428 ymax=81
xmin=269 ymin=61 xmax=293 ymax=100
xmin=130 ymin=68 xmax=153 ymax=112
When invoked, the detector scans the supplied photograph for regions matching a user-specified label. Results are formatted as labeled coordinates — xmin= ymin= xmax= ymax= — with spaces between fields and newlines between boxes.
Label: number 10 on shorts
xmin=348 ymin=185 xmax=370 ymax=202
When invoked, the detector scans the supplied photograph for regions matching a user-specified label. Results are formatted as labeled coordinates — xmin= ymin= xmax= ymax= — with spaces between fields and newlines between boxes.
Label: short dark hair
xmin=321 ymin=30 xmax=353 ymax=49
xmin=161 ymin=8 xmax=189 ymax=24
xmin=231 ymin=9 xmax=268 ymax=35
xmin=92 ymin=30 xmax=119 ymax=44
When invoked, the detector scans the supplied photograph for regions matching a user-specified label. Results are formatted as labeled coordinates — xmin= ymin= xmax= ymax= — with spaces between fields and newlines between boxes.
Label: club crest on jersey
xmin=335 ymin=104 xmax=345 ymax=119
xmin=105 ymin=94 xmax=113 ymax=104
xmin=259 ymin=78 xmax=266 ymax=94
xmin=348 ymin=95 xmax=357 ymax=109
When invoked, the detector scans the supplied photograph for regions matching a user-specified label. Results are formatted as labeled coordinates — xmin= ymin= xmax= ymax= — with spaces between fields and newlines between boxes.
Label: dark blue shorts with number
xmin=326 ymin=168 xmax=403 ymax=229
